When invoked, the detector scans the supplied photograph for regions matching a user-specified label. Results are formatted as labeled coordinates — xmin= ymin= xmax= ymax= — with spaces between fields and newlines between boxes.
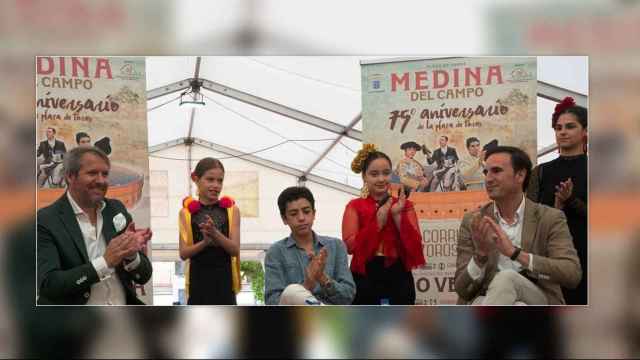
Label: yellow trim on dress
xmin=179 ymin=196 xmax=241 ymax=303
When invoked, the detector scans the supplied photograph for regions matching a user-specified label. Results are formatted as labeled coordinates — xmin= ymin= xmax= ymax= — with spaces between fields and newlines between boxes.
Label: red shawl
xmin=342 ymin=196 xmax=426 ymax=275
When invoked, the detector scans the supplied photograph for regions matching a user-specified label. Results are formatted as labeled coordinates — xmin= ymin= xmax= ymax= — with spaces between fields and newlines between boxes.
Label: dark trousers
xmin=352 ymin=256 xmax=416 ymax=305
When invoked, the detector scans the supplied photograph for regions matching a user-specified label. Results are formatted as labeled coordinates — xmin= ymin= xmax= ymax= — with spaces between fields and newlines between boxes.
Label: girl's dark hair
xmin=193 ymin=157 xmax=225 ymax=178
xmin=362 ymin=151 xmax=392 ymax=174
xmin=553 ymin=105 xmax=587 ymax=129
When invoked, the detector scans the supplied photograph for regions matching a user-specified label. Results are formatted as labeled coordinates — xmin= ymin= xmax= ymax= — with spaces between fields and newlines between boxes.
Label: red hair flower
xmin=552 ymin=96 xmax=576 ymax=123
xmin=182 ymin=196 xmax=202 ymax=214
xmin=187 ymin=200 xmax=201 ymax=214
xmin=218 ymin=196 xmax=235 ymax=209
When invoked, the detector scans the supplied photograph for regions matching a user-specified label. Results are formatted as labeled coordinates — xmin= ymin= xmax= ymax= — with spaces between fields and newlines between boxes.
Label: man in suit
xmin=454 ymin=146 xmax=581 ymax=305
xmin=37 ymin=127 xmax=67 ymax=187
xmin=37 ymin=146 xmax=152 ymax=305
xmin=424 ymin=135 xmax=461 ymax=192
xmin=425 ymin=135 xmax=459 ymax=169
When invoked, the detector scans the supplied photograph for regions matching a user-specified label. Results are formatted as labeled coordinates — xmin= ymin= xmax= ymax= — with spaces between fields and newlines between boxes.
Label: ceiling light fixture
xmin=179 ymin=79 xmax=205 ymax=108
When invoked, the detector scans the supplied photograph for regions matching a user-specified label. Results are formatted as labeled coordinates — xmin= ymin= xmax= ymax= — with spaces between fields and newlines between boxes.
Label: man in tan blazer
xmin=455 ymin=146 xmax=582 ymax=305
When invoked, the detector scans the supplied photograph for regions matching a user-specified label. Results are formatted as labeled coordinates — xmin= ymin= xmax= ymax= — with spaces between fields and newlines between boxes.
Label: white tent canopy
xmin=146 ymin=56 xmax=587 ymax=194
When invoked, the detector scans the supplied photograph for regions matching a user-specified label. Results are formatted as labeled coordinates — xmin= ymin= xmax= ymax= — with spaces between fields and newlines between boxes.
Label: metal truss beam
xmin=148 ymin=138 xmax=360 ymax=196
xmin=200 ymin=78 xmax=363 ymax=141
xmin=537 ymin=81 xmax=587 ymax=107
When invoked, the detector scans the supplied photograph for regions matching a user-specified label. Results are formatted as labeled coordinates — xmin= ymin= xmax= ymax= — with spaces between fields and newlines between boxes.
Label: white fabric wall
xmin=149 ymin=143 xmax=355 ymax=250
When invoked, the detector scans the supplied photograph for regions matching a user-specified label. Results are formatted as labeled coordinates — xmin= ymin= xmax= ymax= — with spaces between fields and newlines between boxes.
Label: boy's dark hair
xmin=75 ymin=132 xmax=90 ymax=144
xmin=466 ymin=137 xmax=480 ymax=149
xmin=277 ymin=186 xmax=315 ymax=217
xmin=484 ymin=146 xmax=532 ymax=192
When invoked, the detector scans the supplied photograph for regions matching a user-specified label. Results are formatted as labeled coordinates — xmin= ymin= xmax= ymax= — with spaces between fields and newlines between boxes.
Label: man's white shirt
xmin=67 ymin=192 xmax=140 ymax=305
xmin=467 ymin=195 xmax=534 ymax=280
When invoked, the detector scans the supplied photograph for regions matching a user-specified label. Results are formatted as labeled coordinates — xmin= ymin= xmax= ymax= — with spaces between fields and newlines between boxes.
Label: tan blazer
xmin=454 ymin=198 xmax=582 ymax=305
